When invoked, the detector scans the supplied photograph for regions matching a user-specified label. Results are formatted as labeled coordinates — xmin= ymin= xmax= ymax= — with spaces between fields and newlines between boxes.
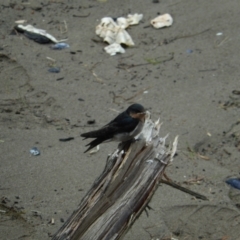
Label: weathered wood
xmin=52 ymin=116 xmax=178 ymax=240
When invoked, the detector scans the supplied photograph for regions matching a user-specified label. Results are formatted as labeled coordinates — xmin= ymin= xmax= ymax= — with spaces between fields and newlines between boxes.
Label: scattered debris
xmin=60 ymin=20 xmax=68 ymax=34
xmin=161 ymin=179 xmax=208 ymax=200
xmin=226 ymin=178 xmax=240 ymax=190
xmin=214 ymin=36 xmax=231 ymax=47
xmin=117 ymin=53 xmax=174 ymax=70
xmin=96 ymin=14 xmax=143 ymax=55
xmin=15 ymin=24 xmax=67 ymax=43
xmin=207 ymin=132 xmax=212 ymax=137
xmin=232 ymin=90 xmax=240 ymax=95
xmin=109 ymin=87 xmax=150 ymax=104
xmin=51 ymin=43 xmax=69 ymax=50
xmin=145 ymin=53 xmax=174 ymax=65
xmin=151 ymin=13 xmax=173 ymax=29
xmin=126 ymin=13 xmax=143 ymax=25
xmin=1 ymin=196 xmax=10 ymax=204
xmin=183 ymin=176 xmax=204 ymax=185
xmin=186 ymin=49 xmax=193 ymax=54
xmin=31 ymin=210 xmax=42 ymax=218
xmin=30 ymin=147 xmax=40 ymax=156
xmin=96 ymin=17 xmax=135 ymax=46
xmin=197 ymin=153 xmax=210 ymax=160
xmin=220 ymin=90 xmax=240 ymax=109
xmin=48 ymin=67 xmax=60 ymax=73
xmin=162 ymin=28 xmax=210 ymax=45
xmin=73 ymin=13 xmax=90 ymax=18
xmin=1 ymin=202 xmax=27 ymax=221
xmin=46 ymin=56 xmax=56 ymax=65
xmin=49 ymin=218 xmax=55 ymax=225
xmin=87 ymin=120 xmax=95 ymax=125
xmin=15 ymin=20 xmax=27 ymax=24
xmin=59 ymin=137 xmax=75 ymax=142
xmin=104 ymin=43 xmax=125 ymax=56
xmin=89 ymin=145 xmax=100 ymax=155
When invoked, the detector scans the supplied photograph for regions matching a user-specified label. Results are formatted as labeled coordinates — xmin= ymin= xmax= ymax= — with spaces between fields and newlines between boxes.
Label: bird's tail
xmin=84 ymin=138 xmax=104 ymax=153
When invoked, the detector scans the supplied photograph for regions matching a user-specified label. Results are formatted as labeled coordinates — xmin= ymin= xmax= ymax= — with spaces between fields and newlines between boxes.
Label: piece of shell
xmin=151 ymin=13 xmax=173 ymax=29
xmin=15 ymin=24 xmax=67 ymax=43
xmin=104 ymin=43 xmax=125 ymax=56
xmin=127 ymin=13 xmax=143 ymax=25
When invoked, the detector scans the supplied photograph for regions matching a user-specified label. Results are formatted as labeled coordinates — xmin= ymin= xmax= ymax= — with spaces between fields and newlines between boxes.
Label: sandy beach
xmin=1 ymin=0 xmax=240 ymax=239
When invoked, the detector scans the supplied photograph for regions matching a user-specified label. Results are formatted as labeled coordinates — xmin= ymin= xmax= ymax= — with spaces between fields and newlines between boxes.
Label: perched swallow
xmin=81 ymin=103 xmax=146 ymax=153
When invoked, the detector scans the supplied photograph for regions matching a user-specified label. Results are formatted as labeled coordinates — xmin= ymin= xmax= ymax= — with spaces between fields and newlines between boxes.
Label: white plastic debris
xmin=16 ymin=24 xmax=67 ymax=43
xmin=30 ymin=147 xmax=40 ymax=156
xmin=127 ymin=13 xmax=143 ymax=25
xmin=116 ymin=17 xmax=130 ymax=29
xmin=15 ymin=20 xmax=27 ymax=24
xmin=96 ymin=17 xmax=134 ymax=46
xmin=116 ymin=14 xmax=143 ymax=28
xmin=96 ymin=17 xmax=118 ymax=43
xmin=115 ymin=29 xmax=134 ymax=46
xmin=104 ymin=43 xmax=125 ymax=56
xmin=151 ymin=14 xmax=173 ymax=29
xmin=146 ymin=159 xmax=154 ymax=163
xmin=89 ymin=145 xmax=100 ymax=155
xmin=50 ymin=218 xmax=55 ymax=225
xmin=96 ymin=14 xmax=142 ymax=56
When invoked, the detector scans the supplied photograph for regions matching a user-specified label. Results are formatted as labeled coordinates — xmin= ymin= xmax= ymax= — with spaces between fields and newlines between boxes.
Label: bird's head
xmin=127 ymin=103 xmax=146 ymax=121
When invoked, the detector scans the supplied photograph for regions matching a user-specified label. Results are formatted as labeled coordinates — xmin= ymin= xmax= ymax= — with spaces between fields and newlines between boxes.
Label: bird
xmin=81 ymin=103 xmax=146 ymax=153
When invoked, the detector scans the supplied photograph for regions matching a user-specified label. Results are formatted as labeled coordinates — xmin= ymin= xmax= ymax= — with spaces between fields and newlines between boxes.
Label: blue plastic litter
xmin=48 ymin=67 xmax=60 ymax=73
xmin=186 ymin=49 xmax=193 ymax=54
xmin=30 ymin=147 xmax=40 ymax=156
xmin=225 ymin=178 xmax=240 ymax=190
xmin=51 ymin=43 xmax=69 ymax=50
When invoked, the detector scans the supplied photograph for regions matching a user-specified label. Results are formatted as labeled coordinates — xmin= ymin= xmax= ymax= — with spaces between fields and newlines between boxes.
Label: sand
xmin=1 ymin=0 xmax=240 ymax=239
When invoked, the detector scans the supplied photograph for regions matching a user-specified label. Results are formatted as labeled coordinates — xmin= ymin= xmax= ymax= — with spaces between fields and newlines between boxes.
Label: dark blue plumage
xmin=81 ymin=103 xmax=146 ymax=153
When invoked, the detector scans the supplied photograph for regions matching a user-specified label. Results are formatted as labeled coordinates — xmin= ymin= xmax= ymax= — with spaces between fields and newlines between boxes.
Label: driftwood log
xmin=52 ymin=115 xmax=178 ymax=240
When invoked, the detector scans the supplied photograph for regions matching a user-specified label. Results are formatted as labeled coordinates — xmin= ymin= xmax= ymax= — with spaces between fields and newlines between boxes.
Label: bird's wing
xmin=81 ymin=112 xmax=139 ymax=139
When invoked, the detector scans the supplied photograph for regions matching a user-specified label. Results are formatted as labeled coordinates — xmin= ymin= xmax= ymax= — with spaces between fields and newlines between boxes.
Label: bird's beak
xmin=137 ymin=111 xmax=147 ymax=121
xmin=141 ymin=111 xmax=147 ymax=116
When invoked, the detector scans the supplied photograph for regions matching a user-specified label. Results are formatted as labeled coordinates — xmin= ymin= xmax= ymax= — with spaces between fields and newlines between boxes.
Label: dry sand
xmin=0 ymin=0 xmax=240 ymax=239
